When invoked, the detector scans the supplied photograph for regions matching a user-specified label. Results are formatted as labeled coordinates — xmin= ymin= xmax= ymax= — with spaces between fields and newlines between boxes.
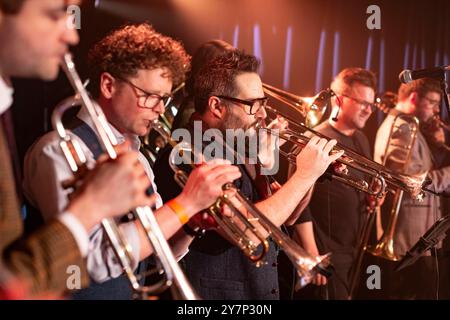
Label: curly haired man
xmin=22 ymin=23 xmax=241 ymax=300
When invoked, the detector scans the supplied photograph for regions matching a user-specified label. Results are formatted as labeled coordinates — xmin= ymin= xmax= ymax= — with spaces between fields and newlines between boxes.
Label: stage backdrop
xmin=8 ymin=0 xmax=450 ymax=180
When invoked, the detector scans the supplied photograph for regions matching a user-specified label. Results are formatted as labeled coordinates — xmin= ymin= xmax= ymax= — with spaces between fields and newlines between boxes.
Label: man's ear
xmin=335 ymin=95 xmax=343 ymax=107
xmin=409 ymin=92 xmax=418 ymax=105
xmin=99 ymin=72 xmax=116 ymax=99
xmin=207 ymin=96 xmax=226 ymax=119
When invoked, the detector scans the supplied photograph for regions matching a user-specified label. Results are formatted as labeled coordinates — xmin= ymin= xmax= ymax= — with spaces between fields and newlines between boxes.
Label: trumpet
xmin=435 ymin=116 xmax=450 ymax=131
xmin=262 ymin=85 xmax=427 ymax=200
xmin=149 ymin=121 xmax=333 ymax=289
xmin=54 ymin=53 xmax=199 ymax=300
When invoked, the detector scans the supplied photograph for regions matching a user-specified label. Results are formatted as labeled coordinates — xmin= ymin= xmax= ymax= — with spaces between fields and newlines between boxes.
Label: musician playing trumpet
xmin=153 ymin=49 xmax=343 ymax=300
xmin=22 ymin=23 xmax=241 ymax=300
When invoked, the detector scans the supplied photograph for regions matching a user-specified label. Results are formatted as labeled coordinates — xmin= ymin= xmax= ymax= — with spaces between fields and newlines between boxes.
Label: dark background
xmin=7 ymin=0 xmax=450 ymax=175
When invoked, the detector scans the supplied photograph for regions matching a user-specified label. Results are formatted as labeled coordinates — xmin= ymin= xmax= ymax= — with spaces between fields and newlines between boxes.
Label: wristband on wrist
xmin=167 ymin=199 xmax=189 ymax=225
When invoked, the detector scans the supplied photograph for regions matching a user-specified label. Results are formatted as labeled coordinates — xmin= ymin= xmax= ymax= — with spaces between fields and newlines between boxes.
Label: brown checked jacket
xmin=0 ymin=123 xmax=88 ymax=297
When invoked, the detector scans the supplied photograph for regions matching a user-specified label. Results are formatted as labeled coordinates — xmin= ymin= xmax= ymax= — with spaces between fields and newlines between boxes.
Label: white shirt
xmin=0 ymin=76 xmax=13 ymax=115
xmin=23 ymin=106 xmax=163 ymax=282
xmin=0 ymin=76 xmax=91 ymax=259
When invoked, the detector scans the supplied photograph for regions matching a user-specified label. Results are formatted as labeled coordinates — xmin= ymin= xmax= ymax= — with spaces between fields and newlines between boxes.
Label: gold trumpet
xmin=262 ymin=84 xmax=427 ymax=199
xmin=149 ymin=121 xmax=333 ymax=289
xmin=53 ymin=53 xmax=199 ymax=300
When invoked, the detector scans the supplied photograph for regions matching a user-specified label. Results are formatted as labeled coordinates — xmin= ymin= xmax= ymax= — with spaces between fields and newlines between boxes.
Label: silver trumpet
xmin=150 ymin=122 xmax=332 ymax=289
xmin=53 ymin=53 xmax=199 ymax=300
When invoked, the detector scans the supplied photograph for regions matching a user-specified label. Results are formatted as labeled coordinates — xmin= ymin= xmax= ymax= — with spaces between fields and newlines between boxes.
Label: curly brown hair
xmin=88 ymin=23 xmax=191 ymax=97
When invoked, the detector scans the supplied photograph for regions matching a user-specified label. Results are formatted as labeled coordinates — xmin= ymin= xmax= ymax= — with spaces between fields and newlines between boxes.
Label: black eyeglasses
xmin=341 ymin=94 xmax=378 ymax=112
xmin=421 ymin=96 xmax=441 ymax=108
xmin=117 ymin=77 xmax=173 ymax=109
xmin=216 ymin=95 xmax=268 ymax=115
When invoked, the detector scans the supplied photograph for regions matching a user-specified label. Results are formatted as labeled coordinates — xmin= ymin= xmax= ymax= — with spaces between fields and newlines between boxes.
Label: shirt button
xmin=271 ymin=289 xmax=278 ymax=294
xmin=272 ymin=262 xmax=278 ymax=267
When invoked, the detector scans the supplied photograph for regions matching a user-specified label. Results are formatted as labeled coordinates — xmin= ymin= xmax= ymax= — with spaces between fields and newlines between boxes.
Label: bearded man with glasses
xmin=153 ymin=49 xmax=343 ymax=300
xmin=290 ymin=67 xmax=378 ymax=300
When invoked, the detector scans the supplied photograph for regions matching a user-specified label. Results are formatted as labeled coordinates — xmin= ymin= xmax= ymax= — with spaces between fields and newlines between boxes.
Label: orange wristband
xmin=167 ymin=199 xmax=189 ymax=225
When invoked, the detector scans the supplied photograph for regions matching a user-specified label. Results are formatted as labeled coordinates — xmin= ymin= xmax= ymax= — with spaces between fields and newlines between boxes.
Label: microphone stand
xmin=440 ymin=71 xmax=450 ymax=115
xmin=395 ymin=215 xmax=450 ymax=271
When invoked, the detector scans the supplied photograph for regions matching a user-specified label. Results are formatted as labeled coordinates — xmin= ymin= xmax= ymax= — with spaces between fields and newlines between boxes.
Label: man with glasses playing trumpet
xmin=22 ymin=23 xmax=241 ymax=300
xmin=153 ymin=49 xmax=343 ymax=300
xmin=291 ymin=68 xmax=378 ymax=300
xmin=374 ymin=78 xmax=450 ymax=299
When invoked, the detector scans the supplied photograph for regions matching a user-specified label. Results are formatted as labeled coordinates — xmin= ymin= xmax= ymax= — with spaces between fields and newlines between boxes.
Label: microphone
xmin=395 ymin=215 xmax=450 ymax=272
xmin=331 ymin=109 xmax=340 ymax=122
xmin=399 ymin=66 xmax=450 ymax=84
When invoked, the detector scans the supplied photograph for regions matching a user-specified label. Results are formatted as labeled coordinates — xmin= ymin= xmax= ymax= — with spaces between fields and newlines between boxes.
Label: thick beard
xmin=220 ymin=109 xmax=260 ymax=160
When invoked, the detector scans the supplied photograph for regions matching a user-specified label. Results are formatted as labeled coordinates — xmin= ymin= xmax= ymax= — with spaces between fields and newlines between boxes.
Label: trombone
xmin=366 ymin=114 xmax=420 ymax=261
xmin=348 ymin=113 xmax=420 ymax=299
xmin=53 ymin=53 xmax=199 ymax=300
xmin=262 ymin=84 xmax=427 ymax=199
xmin=262 ymin=83 xmax=330 ymax=128
xmin=263 ymin=84 xmax=429 ymax=297
xmin=149 ymin=121 xmax=333 ymax=289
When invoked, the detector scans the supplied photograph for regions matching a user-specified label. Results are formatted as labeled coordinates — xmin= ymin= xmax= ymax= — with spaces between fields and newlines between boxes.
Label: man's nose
xmin=62 ymin=21 xmax=80 ymax=47
xmin=255 ymin=105 xmax=267 ymax=120
xmin=434 ymin=105 xmax=440 ymax=114
xmin=155 ymin=100 xmax=166 ymax=114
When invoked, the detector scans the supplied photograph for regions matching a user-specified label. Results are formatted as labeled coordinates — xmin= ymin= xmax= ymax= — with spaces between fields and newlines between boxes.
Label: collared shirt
xmin=23 ymin=106 xmax=163 ymax=282
xmin=0 ymin=76 xmax=13 ymax=115
xmin=1 ymin=76 xmax=91 ymax=259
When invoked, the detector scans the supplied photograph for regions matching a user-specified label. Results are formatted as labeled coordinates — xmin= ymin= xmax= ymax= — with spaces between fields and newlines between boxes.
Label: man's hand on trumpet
xmin=175 ymin=159 xmax=242 ymax=216
xmin=257 ymin=115 xmax=288 ymax=169
xmin=66 ymin=141 xmax=157 ymax=232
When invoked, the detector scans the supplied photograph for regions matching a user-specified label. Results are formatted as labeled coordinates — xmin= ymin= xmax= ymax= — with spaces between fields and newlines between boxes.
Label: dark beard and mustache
xmin=218 ymin=108 xmax=263 ymax=161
